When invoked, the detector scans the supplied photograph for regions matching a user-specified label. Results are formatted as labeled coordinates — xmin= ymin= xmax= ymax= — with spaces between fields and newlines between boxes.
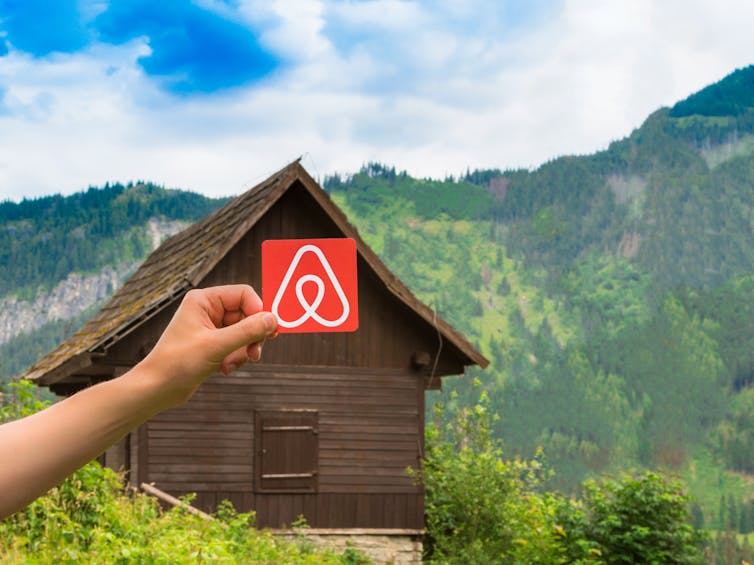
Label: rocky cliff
xmin=0 ymin=218 xmax=188 ymax=344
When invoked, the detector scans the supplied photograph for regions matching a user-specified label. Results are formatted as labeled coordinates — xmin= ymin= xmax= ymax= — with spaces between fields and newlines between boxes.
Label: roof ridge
xmin=25 ymin=159 xmax=487 ymax=388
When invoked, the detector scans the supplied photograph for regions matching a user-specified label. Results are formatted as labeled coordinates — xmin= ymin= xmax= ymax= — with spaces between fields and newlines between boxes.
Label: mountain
xmin=0 ymin=183 xmax=229 ymax=380
xmin=1 ymin=65 xmax=753 ymax=531
xmin=323 ymin=66 xmax=754 ymax=526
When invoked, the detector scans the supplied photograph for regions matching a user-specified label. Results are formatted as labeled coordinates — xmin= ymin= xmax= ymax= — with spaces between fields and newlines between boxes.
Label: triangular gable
xmin=25 ymin=161 xmax=487 ymax=386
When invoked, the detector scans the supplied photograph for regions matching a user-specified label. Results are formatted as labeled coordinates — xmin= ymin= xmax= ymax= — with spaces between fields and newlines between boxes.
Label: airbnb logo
xmin=262 ymin=238 xmax=359 ymax=333
xmin=272 ymin=244 xmax=350 ymax=328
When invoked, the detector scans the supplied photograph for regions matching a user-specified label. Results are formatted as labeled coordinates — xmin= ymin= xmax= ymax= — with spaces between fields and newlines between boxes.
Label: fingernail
xmin=226 ymin=363 xmax=237 ymax=375
xmin=250 ymin=343 xmax=262 ymax=361
xmin=262 ymin=313 xmax=277 ymax=332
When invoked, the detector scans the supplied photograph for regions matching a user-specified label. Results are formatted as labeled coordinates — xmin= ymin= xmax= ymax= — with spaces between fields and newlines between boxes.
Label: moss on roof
xmin=26 ymin=160 xmax=487 ymax=386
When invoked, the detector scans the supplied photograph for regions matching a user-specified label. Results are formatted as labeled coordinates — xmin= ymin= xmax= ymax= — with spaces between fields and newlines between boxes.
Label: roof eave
xmin=24 ymin=159 xmax=488 ymax=388
xmin=25 ymin=352 xmax=94 ymax=386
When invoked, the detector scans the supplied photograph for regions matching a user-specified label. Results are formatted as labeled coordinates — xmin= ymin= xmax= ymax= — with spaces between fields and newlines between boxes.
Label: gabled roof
xmin=26 ymin=160 xmax=488 ymax=386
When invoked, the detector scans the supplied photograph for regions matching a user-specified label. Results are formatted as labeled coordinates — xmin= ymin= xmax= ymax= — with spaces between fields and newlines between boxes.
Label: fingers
xmin=215 ymin=311 xmax=278 ymax=357
xmin=222 ymin=310 xmax=246 ymax=327
xmin=219 ymin=338 xmax=267 ymax=375
xmin=196 ymin=285 xmax=264 ymax=328
xmin=220 ymin=346 xmax=250 ymax=375
xmin=213 ymin=285 xmax=263 ymax=317
xmin=179 ymin=286 xmax=278 ymax=377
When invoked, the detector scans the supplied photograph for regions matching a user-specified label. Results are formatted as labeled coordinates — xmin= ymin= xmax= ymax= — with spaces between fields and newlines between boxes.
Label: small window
xmin=254 ymin=410 xmax=319 ymax=493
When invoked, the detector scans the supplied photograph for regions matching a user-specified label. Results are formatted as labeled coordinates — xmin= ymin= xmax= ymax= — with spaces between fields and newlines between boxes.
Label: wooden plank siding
xmin=252 ymin=493 xmax=423 ymax=529
xmin=139 ymin=369 xmax=424 ymax=528
xmin=197 ymin=182 xmax=466 ymax=375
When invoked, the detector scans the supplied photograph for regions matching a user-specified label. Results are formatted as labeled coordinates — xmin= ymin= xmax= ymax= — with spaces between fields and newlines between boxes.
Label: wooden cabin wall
xmin=105 ymin=180 xmax=466 ymax=374
xmin=138 ymin=367 xmax=424 ymax=529
xmin=201 ymin=182 xmax=466 ymax=374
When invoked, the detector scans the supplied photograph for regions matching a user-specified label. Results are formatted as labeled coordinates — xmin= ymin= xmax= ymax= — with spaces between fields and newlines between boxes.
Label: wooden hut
xmin=26 ymin=161 xmax=487 ymax=536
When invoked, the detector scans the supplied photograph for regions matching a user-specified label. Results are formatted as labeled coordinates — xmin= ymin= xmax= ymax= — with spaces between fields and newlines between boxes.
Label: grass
xmin=683 ymin=445 xmax=754 ymax=530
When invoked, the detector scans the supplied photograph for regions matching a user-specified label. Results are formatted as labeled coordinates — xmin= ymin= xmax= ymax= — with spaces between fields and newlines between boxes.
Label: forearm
xmin=0 ymin=286 xmax=276 ymax=520
xmin=0 ymin=363 xmax=163 ymax=519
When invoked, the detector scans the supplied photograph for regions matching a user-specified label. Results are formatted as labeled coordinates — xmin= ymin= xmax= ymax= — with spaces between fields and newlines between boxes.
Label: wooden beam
xmin=140 ymin=483 xmax=215 ymax=521
xmin=268 ymin=528 xmax=424 ymax=536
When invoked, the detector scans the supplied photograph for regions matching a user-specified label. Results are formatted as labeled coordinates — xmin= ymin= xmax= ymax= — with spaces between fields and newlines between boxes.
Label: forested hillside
xmin=0 ymin=182 xmax=227 ymax=297
xmin=0 ymin=183 xmax=229 ymax=382
xmin=1 ymin=65 xmax=752 ymax=537
xmin=324 ymin=65 xmax=754 ymax=529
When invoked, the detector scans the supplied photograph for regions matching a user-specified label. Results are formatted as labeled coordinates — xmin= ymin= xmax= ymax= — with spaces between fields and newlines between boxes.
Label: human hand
xmin=138 ymin=285 xmax=278 ymax=409
xmin=0 ymin=285 xmax=278 ymax=519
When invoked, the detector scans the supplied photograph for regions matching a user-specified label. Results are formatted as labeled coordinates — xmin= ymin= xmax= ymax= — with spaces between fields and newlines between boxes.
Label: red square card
xmin=262 ymin=238 xmax=359 ymax=333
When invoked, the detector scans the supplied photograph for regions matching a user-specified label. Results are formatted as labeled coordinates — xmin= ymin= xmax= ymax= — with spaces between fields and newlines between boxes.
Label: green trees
xmin=670 ymin=65 xmax=754 ymax=118
xmin=716 ymin=388 xmax=754 ymax=473
xmin=416 ymin=391 xmax=707 ymax=564
xmin=605 ymin=295 xmax=726 ymax=466
xmin=0 ymin=182 xmax=228 ymax=297
xmin=324 ymin=163 xmax=494 ymax=221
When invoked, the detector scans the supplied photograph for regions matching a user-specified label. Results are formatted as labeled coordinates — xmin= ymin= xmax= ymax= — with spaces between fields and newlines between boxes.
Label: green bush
xmin=1 ymin=466 xmax=369 ymax=563
xmin=0 ymin=381 xmax=369 ymax=564
xmin=579 ymin=472 xmax=707 ymax=564
xmin=414 ymin=389 xmax=579 ymax=564
xmin=416 ymin=389 xmax=707 ymax=564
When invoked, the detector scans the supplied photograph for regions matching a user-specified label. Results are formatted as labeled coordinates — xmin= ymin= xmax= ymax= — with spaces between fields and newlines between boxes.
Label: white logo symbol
xmin=271 ymin=244 xmax=351 ymax=329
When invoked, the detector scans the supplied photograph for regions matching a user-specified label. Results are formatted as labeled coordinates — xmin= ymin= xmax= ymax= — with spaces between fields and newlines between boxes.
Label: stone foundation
xmin=273 ymin=528 xmax=423 ymax=564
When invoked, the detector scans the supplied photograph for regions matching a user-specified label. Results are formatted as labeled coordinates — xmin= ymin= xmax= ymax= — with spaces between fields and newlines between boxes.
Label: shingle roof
xmin=25 ymin=160 xmax=487 ymax=386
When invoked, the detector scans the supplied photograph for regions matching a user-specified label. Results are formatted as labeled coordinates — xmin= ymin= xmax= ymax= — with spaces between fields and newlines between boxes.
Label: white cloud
xmin=2 ymin=0 xmax=754 ymax=200
xmin=329 ymin=0 xmax=425 ymax=30
xmin=241 ymin=0 xmax=332 ymax=62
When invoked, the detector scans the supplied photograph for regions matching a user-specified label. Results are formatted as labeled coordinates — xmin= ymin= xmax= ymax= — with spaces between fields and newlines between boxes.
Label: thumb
xmin=214 ymin=312 xmax=278 ymax=354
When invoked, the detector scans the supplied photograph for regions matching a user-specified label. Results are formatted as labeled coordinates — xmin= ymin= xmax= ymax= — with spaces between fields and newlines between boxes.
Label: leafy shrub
xmin=413 ymin=388 xmax=578 ymax=563
xmin=0 ymin=381 xmax=369 ymax=564
xmin=1 ymin=469 xmax=369 ymax=563
xmin=579 ymin=472 xmax=707 ymax=564
xmin=416 ymin=389 xmax=707 ymax=564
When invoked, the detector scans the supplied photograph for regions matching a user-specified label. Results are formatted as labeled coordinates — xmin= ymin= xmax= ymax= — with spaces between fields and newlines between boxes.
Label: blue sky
xmin=1 ymin=0 xmax=754 ymax=200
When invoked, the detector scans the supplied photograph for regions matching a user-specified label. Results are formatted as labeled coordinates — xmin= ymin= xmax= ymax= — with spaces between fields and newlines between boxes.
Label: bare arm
xmin=0 ymin=285 xmax=277 ymax=519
